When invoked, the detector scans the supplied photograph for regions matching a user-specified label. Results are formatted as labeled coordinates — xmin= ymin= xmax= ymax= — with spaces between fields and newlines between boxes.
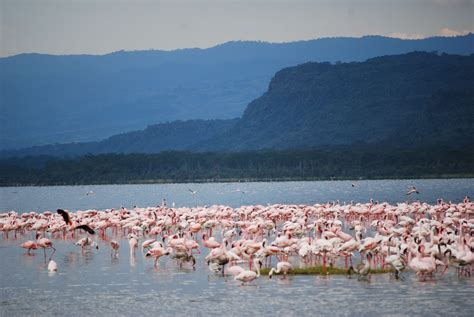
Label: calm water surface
xmin=1 ymin=179 xmax=473 ymax=212
xmin=1 ymin=179 xmax=473 ymax=316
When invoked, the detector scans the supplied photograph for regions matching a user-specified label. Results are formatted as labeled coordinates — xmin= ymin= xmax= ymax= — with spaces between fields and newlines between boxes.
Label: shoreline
xmin=1 ymin=174 xmax=473 ymax=187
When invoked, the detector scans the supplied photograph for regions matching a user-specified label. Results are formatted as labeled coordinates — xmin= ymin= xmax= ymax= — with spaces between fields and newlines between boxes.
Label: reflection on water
xmin=130 ymin=254 xmax=137 ymax=268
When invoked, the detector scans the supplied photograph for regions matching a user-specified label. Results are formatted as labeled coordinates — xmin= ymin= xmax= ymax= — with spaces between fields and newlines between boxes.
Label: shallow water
xmin=1 ymin=236 xmax=474 ymax=317
xmin=1 ymin=179 xmax=474 ymax=316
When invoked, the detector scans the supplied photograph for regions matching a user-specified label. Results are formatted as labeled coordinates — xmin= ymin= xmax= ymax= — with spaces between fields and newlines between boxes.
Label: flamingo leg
xmin=48 ymin=247 xmax=56 ymax=261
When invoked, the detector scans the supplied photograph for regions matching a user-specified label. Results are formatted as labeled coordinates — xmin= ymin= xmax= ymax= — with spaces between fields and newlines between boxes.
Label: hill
xmin=0 ymin=119 xmax=237 ymax=158
xmin=2 ymin=51 xmax=473 ymax=159
xmin=1 ymin=34 xmax=473 ymax=149
xmin=204 ymin=52 xmax=474 ymax=150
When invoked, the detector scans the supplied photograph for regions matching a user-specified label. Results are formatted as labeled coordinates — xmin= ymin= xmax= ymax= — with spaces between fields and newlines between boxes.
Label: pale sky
xmin=1 ymin=0 xmax=473 ymax=57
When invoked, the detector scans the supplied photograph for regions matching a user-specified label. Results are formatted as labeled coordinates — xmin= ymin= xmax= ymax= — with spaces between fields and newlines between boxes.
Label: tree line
xmin=1 ymin=146 xmax=473 ymax=186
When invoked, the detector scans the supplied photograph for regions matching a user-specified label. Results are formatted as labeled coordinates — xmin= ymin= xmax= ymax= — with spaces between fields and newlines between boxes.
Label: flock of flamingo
xmin=1 ymin=196 xmax=473 ymax=284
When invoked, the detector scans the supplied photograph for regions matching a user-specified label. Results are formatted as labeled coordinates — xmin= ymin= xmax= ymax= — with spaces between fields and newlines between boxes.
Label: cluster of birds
xmin=1 ymin=195 xmax=473 ymax=284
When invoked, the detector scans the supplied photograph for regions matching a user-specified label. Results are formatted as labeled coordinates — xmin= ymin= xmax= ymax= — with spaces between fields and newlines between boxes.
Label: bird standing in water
xmin=20 ymin=240 xmax=38 ymax=254
xmin=234 ymin=258 xmax=262 ymax=284
xmin=36 ymin=233 xmax=56 ymax=261
xmin=110 ymin=240 xmax=120 ymax=257
xmin=268 ymin=261 xmax=293 ymax=278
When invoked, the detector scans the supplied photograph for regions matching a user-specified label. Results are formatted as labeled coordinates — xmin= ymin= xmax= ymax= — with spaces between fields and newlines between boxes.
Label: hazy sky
xmin=1 ymin=0 xmax=473 ymax=57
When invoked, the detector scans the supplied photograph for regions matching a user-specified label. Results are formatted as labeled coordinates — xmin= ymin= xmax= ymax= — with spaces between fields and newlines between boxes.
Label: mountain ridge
xmin=2 ymin=51 xmax=473 ymax=158
xmin=2 ymin=34 xmax=473 ymax=149
xmin=204 ymin=51 xmax=473 ymax=150
xmin=5 ymin=34 xmax=472 ymax=59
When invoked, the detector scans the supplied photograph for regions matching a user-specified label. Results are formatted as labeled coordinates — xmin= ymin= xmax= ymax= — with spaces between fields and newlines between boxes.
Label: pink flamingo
xmin=128 ymin=234 xmax=139 ymax=256
xmin=234 ymin=258 xmax=262 ymax=285
xmin=110 ymin=240 xmax=120 ymax=257
xmin=145 ymin=246 xmax=173 ymax=267
xmin=20 ymin=240 xmax=38 ymax=254
xmin=227 ymin=265 xmax=245 ymax=276
xmin=268 ymin=261 xmax=293 ymax=278
xmin=36 ymin=233 xmax=56 ymax=261
xmin=202 ymin=233 xmax=221 ymax=249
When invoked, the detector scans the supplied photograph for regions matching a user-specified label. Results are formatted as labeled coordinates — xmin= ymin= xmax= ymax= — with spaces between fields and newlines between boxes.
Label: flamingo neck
xmin=254 ymin=259 xmax=261 ymax=277
xmin=275 ymin=265 xmax=281 ymax=274
xmin=416 ymin=250 xmax=422 ymax=259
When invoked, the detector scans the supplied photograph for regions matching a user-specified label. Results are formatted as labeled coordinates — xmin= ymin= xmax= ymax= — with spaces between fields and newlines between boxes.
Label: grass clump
xmin=260 ymin=266 xmax=395 ymax=276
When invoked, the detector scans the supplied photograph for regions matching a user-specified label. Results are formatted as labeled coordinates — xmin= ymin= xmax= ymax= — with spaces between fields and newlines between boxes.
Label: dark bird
xmin=73 ymin=224 xmax=95 ymax=235
xmin=57 ymin=209 xmax=72 ymax=226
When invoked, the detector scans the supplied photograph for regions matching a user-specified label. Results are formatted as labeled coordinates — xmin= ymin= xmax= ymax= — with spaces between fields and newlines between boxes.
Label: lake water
xmin=1 ymin=179 xmax=474 ymax=316
xmin=1 ymin=178 xmax=473 ymax=213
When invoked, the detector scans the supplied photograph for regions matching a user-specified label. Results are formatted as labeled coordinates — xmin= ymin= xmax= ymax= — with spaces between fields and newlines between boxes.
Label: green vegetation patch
xmin=260 ymin=266 xmax=395 ymax=276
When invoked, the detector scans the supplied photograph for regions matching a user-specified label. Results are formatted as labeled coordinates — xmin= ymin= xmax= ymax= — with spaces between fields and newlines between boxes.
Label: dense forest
xmin=1 ymin=146 xmax=472 ymax=186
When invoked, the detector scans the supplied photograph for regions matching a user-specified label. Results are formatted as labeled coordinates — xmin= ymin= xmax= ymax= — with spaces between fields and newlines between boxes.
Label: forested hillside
xmin=205 ymin=52 xmax=474 ymax=150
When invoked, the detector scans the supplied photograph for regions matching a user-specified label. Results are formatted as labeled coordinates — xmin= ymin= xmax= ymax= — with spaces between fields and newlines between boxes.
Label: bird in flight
xmin=72 ymin=224 xmax=95 ymax=235
xmin=406 ymin=186 xmax=419 ymax=195
xmin=189 ymin=189 xmax=198 ymax=195
xmin=57 ymin=209 xmax=72 ymax=226
xmin=86 ymin=191 xmax=94 ymax=195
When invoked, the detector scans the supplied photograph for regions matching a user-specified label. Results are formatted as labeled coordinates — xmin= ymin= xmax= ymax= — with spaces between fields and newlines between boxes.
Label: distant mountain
xmin=204 ymin=52 xmax=474 ymax=150
xmin=0 ymin=119 xmax=237 ymax=158
xmin=2 ymin=51 xmax=473 ymax=159
xmin=1 ymin=34 xmax=473 ymax=149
